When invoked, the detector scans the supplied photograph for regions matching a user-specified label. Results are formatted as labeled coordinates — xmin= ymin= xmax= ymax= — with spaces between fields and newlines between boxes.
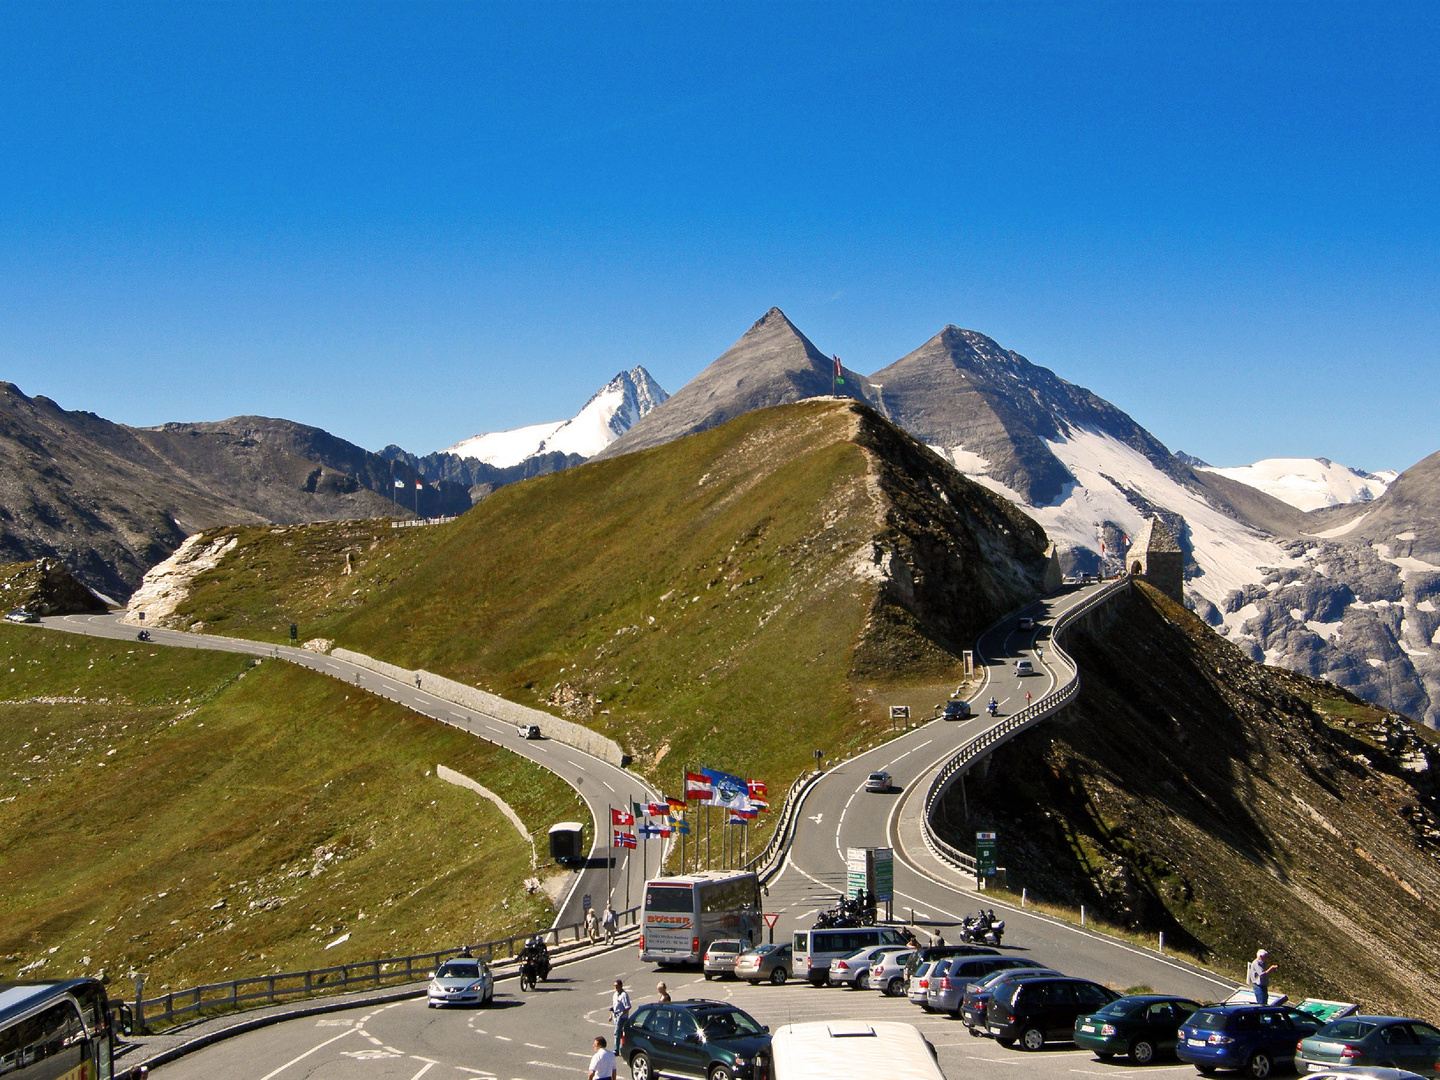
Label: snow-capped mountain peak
xmin=442 ymin=366 xmax=668 ymax=467
xmin=1199 ymin=457 xmax=1396 ymax=512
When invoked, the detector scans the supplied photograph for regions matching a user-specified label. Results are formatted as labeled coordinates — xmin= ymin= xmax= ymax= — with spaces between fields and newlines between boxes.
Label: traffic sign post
xmin=976 ymin=831 xmax=998 ymax=888
xmin=762 ymin=912 xmax=779 ymax=944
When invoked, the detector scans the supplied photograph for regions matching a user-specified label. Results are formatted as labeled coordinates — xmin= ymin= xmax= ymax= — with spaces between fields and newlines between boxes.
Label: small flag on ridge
xmin=833 ymin=355 xmax=845 ymax=385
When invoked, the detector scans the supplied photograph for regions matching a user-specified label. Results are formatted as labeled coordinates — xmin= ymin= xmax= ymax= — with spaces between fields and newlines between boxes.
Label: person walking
xmin=602 ymin=903 xmax=618 ymax=945
xmin=610 ymin=978 xmax=632 ymax=1045
xmin=656 ymin=982 xmax=671 ymax=1003
xmin=588 ymin=1037 xmax=617 ymax=1080
xmin=1247 ymin=949 xmax=1277 ymax=1004
xmin=584 ymin=907 xmax=600 ymax=945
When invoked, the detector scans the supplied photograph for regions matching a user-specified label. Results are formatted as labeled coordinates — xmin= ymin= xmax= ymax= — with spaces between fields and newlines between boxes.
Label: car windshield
xmin=711 ymin=942 xmax=739 ymax=953
xmin=1317 ymin=1021 xmax=1376 ymax=1039
xmin=748 ymin=944 xmax=776 ymax=955
xmin=1097 ymin=999 xmax=1146 ymax=1018
xmin=1188 ymin=1011 xmax=1229 ymax=1030
xmin=698 ymin=1010 xmax=764 ymax=1038
xmin=436 ymin=961 xmax=480 ymax=979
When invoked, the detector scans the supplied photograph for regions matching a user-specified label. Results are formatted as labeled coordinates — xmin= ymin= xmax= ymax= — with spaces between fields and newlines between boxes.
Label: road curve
xmin=37 ymin=613 xmax=661 ymax=928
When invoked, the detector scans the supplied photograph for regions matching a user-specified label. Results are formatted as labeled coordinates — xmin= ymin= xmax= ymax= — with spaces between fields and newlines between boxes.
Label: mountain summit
xmin=596 ymin=308 xmax=871 ymax=459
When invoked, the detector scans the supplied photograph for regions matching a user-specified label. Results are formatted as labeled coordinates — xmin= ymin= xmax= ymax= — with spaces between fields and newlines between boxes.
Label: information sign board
xmin=976 ymin=831 xmax=998 ymax=878
xmin=872 ymin=847 xmax=894 ymax=901
xmin=846 ymin=847 xmax=872 ymax=899
xmin=889 ymin=705 xmax=910 ymax=720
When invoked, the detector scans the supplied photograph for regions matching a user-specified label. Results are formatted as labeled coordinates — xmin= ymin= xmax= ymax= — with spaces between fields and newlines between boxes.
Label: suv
xmin=960 ymin=968 xmax=1063 ymax=1033
xmin=903 ymin=943 xmax=999 ymax=980
xmin=1177 ymin=1004 xmax=1324 ymax=1077
xmin=517 ymin=723 xmax=541 ymax=739
xmin=986 ymin=976 xmax=1119 ymax=1050
xmin=703 ymin=940 xmax=744 ymax=980
xmin=929 ymin=956 xmax=1047 ymax=1015
xmin=621 ymin=1000 xmax=770 ymax=1080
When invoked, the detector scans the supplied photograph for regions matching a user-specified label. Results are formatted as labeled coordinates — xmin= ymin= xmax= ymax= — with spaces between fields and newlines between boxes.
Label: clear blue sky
xmin=1 ymin=2 xmax=1435 ymax=472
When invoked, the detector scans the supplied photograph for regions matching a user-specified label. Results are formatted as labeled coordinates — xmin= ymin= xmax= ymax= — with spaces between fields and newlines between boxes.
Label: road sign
xmin=976 ymin=831 xmax=998 ymax=878
xmin=889 ymin=705 xmax=910 ymax=720
xmin=846 ymin=847 xmax=872 ymax=899
xmin=289 ymin=623 xmax=298 ymax=640
xmin=873 ymin=847 xmax=894 ymax=902
xmin=583 ymin=894 xmax=592 ymax=912
xmin=963 ymin=650 xmax=974 ymax=677
xmin=762 ymin=913 xmax=779 ymax=929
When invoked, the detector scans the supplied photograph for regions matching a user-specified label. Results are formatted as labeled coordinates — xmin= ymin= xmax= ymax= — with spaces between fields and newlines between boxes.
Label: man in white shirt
xmin=1246 ymin=949 xmax=1277 ymax=1004
xmin=588 ymin=1037 xmax=616 ymax=1080
xmin=610 ymin=978 xmax=632 ymax=1044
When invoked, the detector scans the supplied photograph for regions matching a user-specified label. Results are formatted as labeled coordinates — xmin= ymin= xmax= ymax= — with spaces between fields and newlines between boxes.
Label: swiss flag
xmin=611 ymin=807 xmax=634 ymax=826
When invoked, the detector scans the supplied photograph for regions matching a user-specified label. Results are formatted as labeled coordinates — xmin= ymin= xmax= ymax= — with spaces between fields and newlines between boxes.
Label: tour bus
xmin=0 ymin=978 xmax=125 ymax=1079
xmin=767 ymin=1021 xmax=948 ymax=1080
xmin=792 ymin=925 xmax=907 ymax=986
xmin=638 ymin=871 xmax=762 ymax=966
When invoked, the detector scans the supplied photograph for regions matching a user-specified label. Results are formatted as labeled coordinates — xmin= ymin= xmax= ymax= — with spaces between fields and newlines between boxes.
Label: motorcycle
xmin=137 ymin=630 xmax=151 ymax=642
xmin=811 ymin=895 xmax=876 ymax=930
xmin=986 ymin=699 xmax=999 ymax=717
xmin=519 ymin=955 xmax=539 ymax=992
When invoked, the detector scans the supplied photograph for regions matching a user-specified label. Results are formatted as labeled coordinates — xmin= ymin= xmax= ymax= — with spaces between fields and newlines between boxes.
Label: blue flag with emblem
xmin=700 ymin=768 xmax=753 ymax=811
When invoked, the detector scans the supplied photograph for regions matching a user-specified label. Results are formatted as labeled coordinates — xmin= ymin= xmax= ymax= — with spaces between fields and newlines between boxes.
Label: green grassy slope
xmin=939 ymin=584 xmax=1440 ymax=1019
xmin=0 ymin=625 xmax=582 ymax=992
xmin=153 ymin=400 xmax=1050 ymax=816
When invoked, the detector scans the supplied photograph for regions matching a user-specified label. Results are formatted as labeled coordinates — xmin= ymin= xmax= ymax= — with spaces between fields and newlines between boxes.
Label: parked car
xmin=828 ymin=945 xmax=902 ymax=990
xmin=426 ymin=956 xmax=494 ymax=1007
xmin=1017 ymin=617 xmax=1036 ymax=631
xmin=517 ymin=723 xmax=541 ymax=739
xmin=907 ymin=960 xmax=940 ymax=1008
xmin=1074 ymin=995 xmax=1203 ymax=1064
xmin=794 ymin=926 xmax=907 ymax=986
xmin=1015 ymin=659 xmax=1035 ymax=676
xmin=1176 ymin=1004 xmax=1325 ymax=1077
xmin=942 ymin=699 xmax=971 ymax=720
xmin=986 ymin=975 xmax=1120 ymax=1050
xmin=959 ymin=968 xmax=1064 ymax=1034
xmin=903 ymin=943 xmax=1000 ymax=980
xmin=621 ymin=1000 xmax=770 ymax=1080
xmin=735 ymin=943 xmax=792 ymax=986
xmin=1297 ymin=1017 xmax=1440 ymax=1073
xmin=703 ymin=940 xmax=745 ymax=980
xmin=870 ymin=950 xmax=917 ymax=996
xmin=864 ymin=771 xmax=892 ymax=793
xmin=1299 ymin=1071 xmax=1427 ymax=1080
xmin=929 ymin=956 xmax=1048 ymax=1015
xmin=4 ymin=609 xmax=39 ymax=623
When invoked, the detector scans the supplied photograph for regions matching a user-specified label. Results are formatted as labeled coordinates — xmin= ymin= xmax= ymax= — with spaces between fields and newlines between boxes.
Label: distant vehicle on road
xmin=426 ymin=956 xmax=494 ymax=1007
xmin=1014 ymin=659 xmax=1034 ymax=676
xmin=942 ymin=699 xmax=971 ymax=720
xmin=735 ymin=942 xmax=792 ymax=985
xmin=548 ymin=821 xmax=585 ymax=864
xmin=517 ymin=723 xmax=541 ymax=739
xmin=703 ymin=939 xmax=744 ymax=980
xmin=1297 ymin=1016 xmax=1440 ymax=1073
xmin=1074 ymin=994 xmax=1203 ymax=1064
xmin=4 ymin=609 xmax=39 ymax=623
xmin=1176 ymin=1003 xmax=1324 ymax=1076
xmin=1017 ymin=617 xmax=1036 ymax=631
xmin=864 ymin=771 xmax=892 ymax=792
xmin=640 ymin=871 xmax=762 ymax=966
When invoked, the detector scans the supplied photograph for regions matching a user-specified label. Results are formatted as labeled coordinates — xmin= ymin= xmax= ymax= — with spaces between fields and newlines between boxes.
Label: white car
xmin=1014 ymin=659 xmax=1034 ymax=676
xmin=870 ymin=948 xmax=916 ymax=996
xmin=4 ymin=609 xmax=39 ymax=624
xmin=427 ymin=956 xmax=494 ymax=1007
xmin=517 ymin=723 xmax=541 ymax=739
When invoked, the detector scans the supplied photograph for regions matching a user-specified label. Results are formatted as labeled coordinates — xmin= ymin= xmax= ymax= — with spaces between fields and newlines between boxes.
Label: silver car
xmin=426 ymin=956 xmax=494 ymax=1007
xmin=827 ymin=945 xmax=899 ymax=989
xmin=908 ymin=960 xmax=939 ymax=1007
xmin=703 ymin=939 xmax=744 ymax=979
xmin=871 ymin=949 xmax=916 ymax=996
xmin=735 ymin=942 xmax=793 ymax=985
xmin=928 ymin=956 xmax=1045 ymax=1014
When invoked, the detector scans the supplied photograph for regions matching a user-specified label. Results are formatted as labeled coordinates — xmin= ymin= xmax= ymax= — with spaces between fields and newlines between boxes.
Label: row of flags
xmin=610 ymin=767 xmax=769 ymax=847
xmin=394 ymin=479 xmax=425 ymax=490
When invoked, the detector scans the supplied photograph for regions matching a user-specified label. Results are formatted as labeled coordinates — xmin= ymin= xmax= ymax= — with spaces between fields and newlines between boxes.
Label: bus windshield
xmin=644 ymin=885 xmax=695 ymax=913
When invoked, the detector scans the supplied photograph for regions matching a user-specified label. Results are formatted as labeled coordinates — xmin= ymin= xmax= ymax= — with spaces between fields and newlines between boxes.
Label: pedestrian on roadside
xmin=656 ymin=982 xmax=671 ymax=1003
xmin=588 ymin=1036 xmax=616 ymax=1080
xmin=610 ymin=978 xmax=632 ymax=1044
xmin=934 ymin=933 xmax=945 ymax=946
xmin=584 ymin=907 xmax=600 ymax=945
xmin=1247 ymin=949 xmax=1277 ymax=1004
xmin=602 ymin=903 xmax=618 ymax=944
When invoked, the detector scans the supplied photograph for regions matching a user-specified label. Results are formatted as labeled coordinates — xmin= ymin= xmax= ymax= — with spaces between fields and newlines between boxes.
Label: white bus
xmin=638 ymin=871 xmax=762 ymax=965
xmin=767 ymin=1021 xmax=947 ymax=1080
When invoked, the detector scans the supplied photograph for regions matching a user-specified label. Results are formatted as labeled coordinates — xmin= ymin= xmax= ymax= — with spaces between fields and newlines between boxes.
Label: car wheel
xmin=967 ymin=1026 xmax=980 ymax=1038
xmin=748 ymin=979 xmax=761 ymax=986
xmin=1020 ymin=1027 xmax=1045 ymax=1052
xmin=809 ymin=974 xmax=826 ymax=987
xmin=996 ymin=1038 xmax=1016 ymax=1049
xmin=857 ymin=972 xmax=870 ymax=991
xmin=709 ymin=1066 xmax=733 ymax=1080
xmin=886 ymin=978 xmax=903 ymax=997
xmin=703 ymin=972 xmax=714 ymax=981
xmin=427 ymin=1002 xmax=437 ymax=1009
xmin=1245 ymin=1052 xmax=1272 ymax=1080
xmin=630 ymin=1052 xmax=651 ymax=1080
xmin=1130 ymin=1040 xmax=1155 ymax=1066
xmin=770 ymin=967 xmax=788 ymax=986
xmin=1096 ymin=1052 xmax=1114 ymax=1061
xmin=1196 ymin=1069 xmax=1215 ymax=1076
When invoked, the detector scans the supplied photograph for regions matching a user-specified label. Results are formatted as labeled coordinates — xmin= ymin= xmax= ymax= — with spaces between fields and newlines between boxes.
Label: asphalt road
xmin=150 ymin=938 xmax=1207 ymax=1080
xmin=37 ymin=613 xmax=662 ymax=928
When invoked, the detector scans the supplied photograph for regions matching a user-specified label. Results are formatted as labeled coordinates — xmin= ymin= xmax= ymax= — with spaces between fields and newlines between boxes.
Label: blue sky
xmin=0 ymin=2 xmax=1435 ymax=472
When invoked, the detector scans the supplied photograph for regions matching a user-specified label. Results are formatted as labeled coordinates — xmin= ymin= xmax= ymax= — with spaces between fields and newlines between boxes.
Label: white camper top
xmin=548 ymin=822 xmax=585 ymax=835
xmin=768 ymin=1021 xmax=946 ymax=1080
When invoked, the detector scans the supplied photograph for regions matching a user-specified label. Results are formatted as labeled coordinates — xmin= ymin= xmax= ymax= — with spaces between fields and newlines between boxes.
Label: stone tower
xmin=1129 ymin=517 xmax=1183 ymax=602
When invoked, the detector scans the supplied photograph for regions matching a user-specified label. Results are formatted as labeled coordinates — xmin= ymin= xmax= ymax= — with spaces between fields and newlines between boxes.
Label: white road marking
xmin=494 ymin=1035 xmax=513 ymax=1041
xmin=527 ymin=1062 xmax=584 ymax=1072
xmin=256 ymin=1025 xmax=358 ymax=1080
xmin=808 ymin=813 xmax=824 ymax=824
xmin=603 ymin=781 xmax=615 ymax=792
xmin=409 ymin=1064 xmax=438 ymax=1080
xmin=524 ymin=1043 xmax=547 ymax=1049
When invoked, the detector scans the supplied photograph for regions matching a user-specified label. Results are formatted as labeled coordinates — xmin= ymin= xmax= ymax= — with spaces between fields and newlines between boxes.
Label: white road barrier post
xmin=1021 ymin=888 xmax=1027 ymax=908
xmin=1158 ymin=931 xmax=1164 ymax=955
xmin=1080 ymin=905 xmax=1086 ymax=927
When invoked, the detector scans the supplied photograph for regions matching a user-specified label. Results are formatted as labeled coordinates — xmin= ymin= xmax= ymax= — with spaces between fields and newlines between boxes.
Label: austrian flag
xmin=684 ymin=772 xmax=713 ymax=801
xmin=611 ymin=807 xmax=634 ymax=826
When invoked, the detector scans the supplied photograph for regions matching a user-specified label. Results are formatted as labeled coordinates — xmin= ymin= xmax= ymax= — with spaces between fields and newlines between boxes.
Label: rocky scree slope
xmin=134 ymin=400 xmax=1052 ymax=798
xmin=940 ymin=583 xmax=1440 ymax=1019
xmin=0 ymin=558 xmax=107 ymax=616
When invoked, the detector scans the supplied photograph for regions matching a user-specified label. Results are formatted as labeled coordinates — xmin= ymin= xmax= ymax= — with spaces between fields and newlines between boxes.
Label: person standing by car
xmin=611 ymin=979 xmax=632 ymax=1044
xmin=1246 ymin=949 xmax=1277 ymax=1004
xmin=588 ymin=1036 xmax=616 ymax=1080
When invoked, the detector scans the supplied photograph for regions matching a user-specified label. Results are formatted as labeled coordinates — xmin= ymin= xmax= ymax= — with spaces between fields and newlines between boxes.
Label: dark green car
xmin=1074 ymin=995 xmax=1202 ymax=1064
xmin=620 ymin=1000 xmax=770 ymax=1080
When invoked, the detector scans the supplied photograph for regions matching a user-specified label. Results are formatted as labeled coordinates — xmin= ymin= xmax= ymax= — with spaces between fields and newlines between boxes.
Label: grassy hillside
xmin=939 ymin=584 xmax=1440 ymax=1019
xmin=145 ymin=400 xmax=1050 ymax=831
xmin=0 ymin=625 xmax=582 ymax=993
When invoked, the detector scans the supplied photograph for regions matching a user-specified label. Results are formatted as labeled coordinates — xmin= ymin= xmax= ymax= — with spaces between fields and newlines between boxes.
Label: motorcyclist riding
xmin=987 ymin=697 xmax=998 ymax=716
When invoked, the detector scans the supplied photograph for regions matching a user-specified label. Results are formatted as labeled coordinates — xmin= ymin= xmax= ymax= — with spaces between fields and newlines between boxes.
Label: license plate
xmin=1080 ymin=1025 xmax=1095 ymax=1033
xmin=1188 ymin=1039 xmax=1206 ymax=1047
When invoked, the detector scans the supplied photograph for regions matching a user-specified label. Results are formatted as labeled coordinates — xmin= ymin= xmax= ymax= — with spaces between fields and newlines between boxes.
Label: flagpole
xmin=606 ymin=804 xmax=612 ymax=905
xmin=679 ymin=765 xmax=686 ymax=874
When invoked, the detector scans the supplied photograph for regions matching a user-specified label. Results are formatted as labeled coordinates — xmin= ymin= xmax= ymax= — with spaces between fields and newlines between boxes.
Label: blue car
xmin=1177 ymin=1004 xmax=1324 ymax=1078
